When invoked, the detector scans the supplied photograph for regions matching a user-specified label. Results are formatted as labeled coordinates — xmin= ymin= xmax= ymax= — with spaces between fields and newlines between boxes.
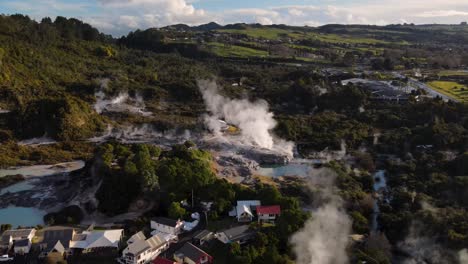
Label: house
xmin=39 ymin=227 xmax=75 ymax=258
xmin=192 ymin=230 xmax=213 ymax=246
xmin=153 ymin=257 xmax=177 ymax=264
xmin=120 ymin=234 xmax=169 ymax=264
xmin=174 ymin=242 xmax=213 ymax=264
xmin=151 ymin=217 xmax=184 ymax=236
xmin=256 ymin=205 xmax=281 ymax=223
xmin=1 ymin=229 xmax=36 ymax=254
xmin=14 ymin=239 xmax=31 ymax=255
xmin=0 ymin=235 xmax=12 ymax=252
xmin=127 ymin=231 xmax=146 ymax=245
xmin=70 ymin=229 xmax=123 ymax=252
xmin=215 ymin=225 xmax=255 ymax=245
xmin=231 ymin=201 xmax=261 ymax=222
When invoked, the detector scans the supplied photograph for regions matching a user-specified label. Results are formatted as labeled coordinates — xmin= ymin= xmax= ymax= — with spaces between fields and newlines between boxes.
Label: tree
xmin=168 ymin=202 xmax=186 ymax=219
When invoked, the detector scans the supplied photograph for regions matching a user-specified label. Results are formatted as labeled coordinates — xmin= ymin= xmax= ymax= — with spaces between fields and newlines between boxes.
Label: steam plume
xmin=290 ymin=168 xmax=352 ymax=264
xmin=94 ymin=79 xmax=152 ymax=116
xmin=198 ymin=80 xmax=293 ymax=156
xmin=460 ymin=249 xmax=468 ymax=264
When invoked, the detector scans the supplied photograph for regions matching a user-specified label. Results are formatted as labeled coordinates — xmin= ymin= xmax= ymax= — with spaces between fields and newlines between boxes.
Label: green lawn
xmin=206 ymin=42 xmax=268 ymax=58
xmin=427 ymin=81 xmax=468 ymax=103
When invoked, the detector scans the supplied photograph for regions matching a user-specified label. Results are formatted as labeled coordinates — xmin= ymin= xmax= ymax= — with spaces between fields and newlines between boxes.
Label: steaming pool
xmin=0 ymin=206 xmax=45 ymax=226
xmin=0 ymin=160 xmax=85 ymax=226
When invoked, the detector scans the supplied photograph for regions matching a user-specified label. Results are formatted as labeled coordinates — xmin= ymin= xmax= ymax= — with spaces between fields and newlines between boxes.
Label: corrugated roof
xmin=127 ymin=231 xmax=146 ymax=244
xmin=152 ymin=217 xmax=180 ymax=227
xmin=256 ymin=205 xmax=281 ymax=215
xmin=175 ymin=242 xmax=210 ymax=262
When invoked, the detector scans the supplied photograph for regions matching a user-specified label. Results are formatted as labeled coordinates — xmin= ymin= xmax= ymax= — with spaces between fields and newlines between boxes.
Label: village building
xmin=230 ymin=200 xmax=261 ymax=222
xmin=119 ymin=233 xmax=169 ymax=264
xmin=256 ymin=205 xmax=281 ymax=223
xmin=70 ymin=229 xmax=123 ymax=253
xmin=127 ymin=231 xmax=146 ymax=245
xmin=192 ymin=230 xmax=213 ymax=246
xmin=215 ymin=225 xmax=255 ymax=245
xmin=0 ymin=228 xmax=36 ymax=254
xmin=151 ymin=217 xmax=184 ymax=236
xmin=39 ymin=227 xmax=75 ymax=258
xmin=13 ymin=239 xmax=31 ymax=255
xmin=174 ymin=242 xmax=213 ymax=264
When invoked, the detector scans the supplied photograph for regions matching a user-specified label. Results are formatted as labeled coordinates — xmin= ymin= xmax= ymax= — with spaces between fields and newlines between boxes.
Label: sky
xmin=2 ymin=0 xmax=468 ymax=36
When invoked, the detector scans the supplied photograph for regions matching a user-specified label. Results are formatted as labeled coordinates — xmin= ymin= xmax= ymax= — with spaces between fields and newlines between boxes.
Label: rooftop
xmin=256 ymin=205 xmax=281 ymax=215
xmin=2 ymin=229 xmax=35 ymax=239
xmin=14 ymin=239 xmax=30 ymax=247
xmin=152 ymin=217 xmax=180 ymax=227
xmin=175 ymin=242 xmax=210 ymax=262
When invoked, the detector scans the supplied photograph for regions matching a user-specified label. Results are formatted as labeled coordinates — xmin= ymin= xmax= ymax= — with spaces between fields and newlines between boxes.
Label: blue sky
xmin=2 ymin=0 xmax=468 ymax=36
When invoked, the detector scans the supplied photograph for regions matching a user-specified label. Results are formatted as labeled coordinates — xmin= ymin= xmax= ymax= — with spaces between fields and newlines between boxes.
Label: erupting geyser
xmin=198 ymin=80 xmax=294 ymax=157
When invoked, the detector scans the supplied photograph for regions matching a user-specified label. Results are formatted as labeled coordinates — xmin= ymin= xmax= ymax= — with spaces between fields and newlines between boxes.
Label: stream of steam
xmin=290 ymin=168 xmax=352 ymax=264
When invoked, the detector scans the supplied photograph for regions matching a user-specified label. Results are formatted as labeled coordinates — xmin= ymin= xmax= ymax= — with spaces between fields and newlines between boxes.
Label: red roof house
xmin=256 ymin=205 xmax=281 ymax=223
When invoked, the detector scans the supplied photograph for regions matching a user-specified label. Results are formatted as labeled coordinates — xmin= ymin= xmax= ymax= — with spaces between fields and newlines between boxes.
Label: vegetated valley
xmin=0 ymin=14 xmax=467 ymax=264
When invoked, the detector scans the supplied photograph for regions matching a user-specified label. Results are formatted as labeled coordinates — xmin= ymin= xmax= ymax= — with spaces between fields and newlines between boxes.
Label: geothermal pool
xmin=0 ymin=206 xmax=46 ymax=226
xmin=0 ymin=160 xmax=85 ymax=178
xmin=0 ymin=160 xmax=85 ymax=226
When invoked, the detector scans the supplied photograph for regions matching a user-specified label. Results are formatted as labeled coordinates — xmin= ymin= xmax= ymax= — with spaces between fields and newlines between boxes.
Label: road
xmin=408 ymin=78 xmax=457 ymax=102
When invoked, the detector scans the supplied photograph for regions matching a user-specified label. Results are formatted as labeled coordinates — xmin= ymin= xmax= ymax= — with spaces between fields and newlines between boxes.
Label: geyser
xmin=198 ymin=80 xmax=294 ymax=157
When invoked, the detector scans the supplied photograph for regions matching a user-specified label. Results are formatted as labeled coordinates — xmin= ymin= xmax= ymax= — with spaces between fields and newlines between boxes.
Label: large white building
xmin=150 ymin=217 xmax=184 ymax=236
xmin=120 ymin=233 xmax=169 ymax=264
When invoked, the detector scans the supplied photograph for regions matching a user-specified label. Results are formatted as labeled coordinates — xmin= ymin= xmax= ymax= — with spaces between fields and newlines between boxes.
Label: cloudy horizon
xmin=2 ymin=0 xmax=468 ymax=36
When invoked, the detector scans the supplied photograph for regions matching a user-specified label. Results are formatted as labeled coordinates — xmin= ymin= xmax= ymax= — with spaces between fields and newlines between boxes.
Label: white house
xmin=119 ymin=234 xmax=169 ymax=264
xmin=70 ymin=229 xmax=123 ymax=252
xmin=2 ymin=229 xmax=36 ymax=242
xmin=256 ymin=205 xmax=281 ymax=223
xmin=127 ymin=231 xmax=146 ymax=245
xmin=151 ymin=217 xmax=184 ymax=236
xmin=232 ymin=201 xmax=261 ymax=222
xmin=13 ymin=239 xmax=31 ymax=255
xmin=1 ymin=229 xmax=36 ymax=254
xmin=39 ymin=228 xmax=75 ymax=258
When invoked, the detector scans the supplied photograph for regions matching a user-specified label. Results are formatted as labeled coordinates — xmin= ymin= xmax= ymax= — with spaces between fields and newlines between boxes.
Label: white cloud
xmin=3 ymin=0 xmax=468 ymax=36
xmin=416 ymin=10 xmax=468 ymax=17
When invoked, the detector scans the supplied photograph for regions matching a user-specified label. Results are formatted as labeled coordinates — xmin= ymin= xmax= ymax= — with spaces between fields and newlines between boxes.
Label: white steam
xmin=460 ymin=249 xmax=468 ymax=264
xmin=94 ymin=79 xmax=152 ymax=116
xmin=198 ymin=80 xmax=294 ymax=156
xmin=290 ymin=168 xmax=352 ymax=264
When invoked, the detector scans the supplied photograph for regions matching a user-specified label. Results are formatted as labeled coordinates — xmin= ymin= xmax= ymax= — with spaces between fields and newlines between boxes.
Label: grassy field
xmin=427 ymin=81 xmax=468 ymax=103
xmin=218 ymin=27 xmax=406 ymax=45
xmin=206 ymin=42 xmax=268 ymax=58
xmin=437 ymin=70 xmax=468 ymax=77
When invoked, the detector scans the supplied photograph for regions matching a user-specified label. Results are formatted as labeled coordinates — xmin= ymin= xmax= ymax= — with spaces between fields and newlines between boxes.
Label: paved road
xmin=408 ymin=78 xmax=457 ymax=102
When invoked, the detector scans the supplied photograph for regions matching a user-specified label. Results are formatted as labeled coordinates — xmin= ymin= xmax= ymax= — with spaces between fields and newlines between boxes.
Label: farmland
xmin=427 ymin=81 xmax=468 ymax=103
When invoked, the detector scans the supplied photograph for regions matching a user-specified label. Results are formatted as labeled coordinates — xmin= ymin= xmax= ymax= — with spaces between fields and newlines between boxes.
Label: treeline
xmin=0 ymin=14 xmax=111 ymax=43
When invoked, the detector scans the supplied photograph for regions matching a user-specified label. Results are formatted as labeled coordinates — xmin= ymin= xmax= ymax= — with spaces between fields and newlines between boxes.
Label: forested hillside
xmin=0 ymin=14 xmax=467 ymax=263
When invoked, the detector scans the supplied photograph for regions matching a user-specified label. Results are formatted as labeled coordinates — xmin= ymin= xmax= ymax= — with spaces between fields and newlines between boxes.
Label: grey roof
xmin=175 ymin=242 xmax=210 ymax=262
xmin=194 ymin=230 xmax=212 ymax=240
xmin=222 ymin=225 xmax=255 ymax=242
xmin=1 ymin=235 xmax=11 ymax=245
xmin=14 ymin=239 xmax=29 ymax=247
xmin=2 ymin=229 xmax=34 ymax=239
xmin=152 ymin=217 xmax=179 ymax=227
xmin=43 ymin=228 xmax=74 ymax=252
xmin=126 ymin=234 xmax=167 ymax=256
